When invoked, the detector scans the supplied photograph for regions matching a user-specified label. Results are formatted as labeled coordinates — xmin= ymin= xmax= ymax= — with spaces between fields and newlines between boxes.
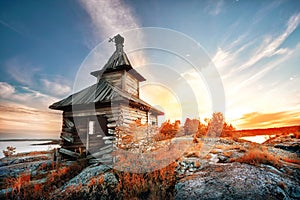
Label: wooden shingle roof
xmin=49 ymin=79 xmax=163 ymax=115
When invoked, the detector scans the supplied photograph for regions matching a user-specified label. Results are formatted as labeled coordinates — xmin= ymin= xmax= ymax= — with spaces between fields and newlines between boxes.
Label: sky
xmin=0 ymin=0 xmax=300 ymax=139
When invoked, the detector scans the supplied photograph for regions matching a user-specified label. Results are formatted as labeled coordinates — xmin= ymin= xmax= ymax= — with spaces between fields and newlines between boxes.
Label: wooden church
xmin=49 ymin=34 xmax=163 ymax=162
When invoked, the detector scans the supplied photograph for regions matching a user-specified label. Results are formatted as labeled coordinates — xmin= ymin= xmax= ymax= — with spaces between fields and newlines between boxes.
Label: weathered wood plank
xmin=107 ymin=123 xmax=117 ymax=128
xmin=59 ymin=148 xmax=80 ymax=158
xmin=86 ymin=147 xmax=114 ymax=159
xmin=89 ymin=157 xmax=113 ymax=164
xmin=61 ymin=135 xmax=74 ymax=143
xmin=108 ymin=129 xmax=115 ymax=135
xmin=62 ymin=127 xmax=73 ymax=133
xmin=63 ymin=118 xmax=74 ymax=128
xmin=100 ymin=144 xmax=114 ymax=151
xmin=102 ymin=154 xmax=113 ymax=159
xmin=104 ymin=140 xmax=113 ymax=144
xmin=103 ymin=136 xmax=115 ymax=140
xmin=107 ymin=117 xmax=118 ymax=122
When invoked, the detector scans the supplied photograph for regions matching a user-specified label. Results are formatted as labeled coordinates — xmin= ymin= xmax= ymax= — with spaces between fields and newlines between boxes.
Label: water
xmin=0 ymin=141 xmax=60 ymax=158
xmin=240 ymin=135 xmax=275 ymax=144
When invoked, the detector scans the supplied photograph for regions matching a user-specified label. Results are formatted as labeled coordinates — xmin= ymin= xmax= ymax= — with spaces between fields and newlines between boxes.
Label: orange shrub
xmin=154 ymin=120 xmax=180 ymax=141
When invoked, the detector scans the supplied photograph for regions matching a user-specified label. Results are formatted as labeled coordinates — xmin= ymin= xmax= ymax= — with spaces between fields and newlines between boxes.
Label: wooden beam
xmin=104 ymin=140 xmax=113 ymax=144
xmin=86 ymin=147 xmax=114 ymax=159
xmin=89 ymin=157 xmax=113 ymax=164
xmin=59 ymin=148 xmax=80 ymax=158
xmin=100 ymin=144 xmax=115 ymax=151
xmin=64 ymin=118 xmax=74 ymax=128
xmin=60 ymin=135 xmax=74 ymax=143
xmin=103 ymin=136 xmax=115 ymax=140
xmin=62 ymin=127 xmax=73 ymax=133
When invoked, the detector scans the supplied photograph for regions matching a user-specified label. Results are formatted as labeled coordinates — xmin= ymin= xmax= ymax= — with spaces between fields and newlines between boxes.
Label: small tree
xmin=155 ymin=120 xmax=179 ymax=141
xmin=3 ymin=146 xmax=16 ymax=157
xmin=206 ymin=112 xmax=224 ymax=137
xmin=221 ymin=122 xmax=236 ymax=137
xmin=196 ymin=121 xmax=207 ymax=137
xmin=184 ymin=118 xmax=200 ymax=135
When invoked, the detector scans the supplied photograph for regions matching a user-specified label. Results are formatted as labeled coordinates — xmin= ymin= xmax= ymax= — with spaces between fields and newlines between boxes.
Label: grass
xmin=113 ymin=162 xmax=177 ymax=199
xmin=5 ymin=172 xmax=31 ymax=198
xmin=4 ymin=161 xmax=86 ymax=199
xmin=233 ymin=147 xmax=282 ymax=168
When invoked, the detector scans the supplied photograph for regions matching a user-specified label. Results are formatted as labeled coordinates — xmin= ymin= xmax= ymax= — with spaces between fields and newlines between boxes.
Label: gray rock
xmin=175 ymin=162 xmax=299 ymax=200
xmin=217 ymin=155 xmax=229 ymax=163
xmin=62 ymin=164 xmax=111 ymax=189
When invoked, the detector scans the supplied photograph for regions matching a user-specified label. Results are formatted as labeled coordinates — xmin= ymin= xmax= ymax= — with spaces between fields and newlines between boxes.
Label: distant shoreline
xmin=0 ymin=139 xmax=60 ymax=146
xmin=0 ymin=139 xmax=60 ymax=142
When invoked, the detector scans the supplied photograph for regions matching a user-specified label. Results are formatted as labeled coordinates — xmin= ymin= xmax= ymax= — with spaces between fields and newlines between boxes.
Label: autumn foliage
xmin=154 ymin=120 xmax=181 ymax=141
xmin=183 ymin=112 xmax=236 ymax=138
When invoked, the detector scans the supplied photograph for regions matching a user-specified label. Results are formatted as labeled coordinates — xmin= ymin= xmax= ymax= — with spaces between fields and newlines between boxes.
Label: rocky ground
xmin=0 ymin=133 xmax=299 ymax=199
xmin=175 ymin=137 xmax=300 ymax=199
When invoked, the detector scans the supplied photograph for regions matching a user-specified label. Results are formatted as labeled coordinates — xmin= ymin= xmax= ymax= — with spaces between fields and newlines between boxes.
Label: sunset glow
xmin=140 ymin=84 xmax=182 ymax=122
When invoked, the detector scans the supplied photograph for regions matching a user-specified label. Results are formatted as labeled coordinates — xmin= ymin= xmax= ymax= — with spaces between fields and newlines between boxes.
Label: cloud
xmin=0 ymin=82 xmax=58 ymax=110
xmin=0 ymin=81 xmax=62 ymax=138
xmin=41 ymin=79 xmax=71 ymax=97
xmin=235 ymin=110 xmax=300 ymax=129
xmin=213 ymin=13 xmax=300 ymax=77
xmin=232 ymin=46 xmax=297 ymax=91
xmin=0 ymin=82 xmax=15 ymax=98
xmin=79 ymin=0 xmax=140 ymax=44
xmin=0 ymin=102 xmax=61 ymax=138
xmin=237 ymin=13 xmax=300 ymax=71
xmin=4 ymin=57 xmax=72 ymax=98
xmin=210 ymin=13 xmax=300 ymax=128
xmin=77 ymin=0 xmax=147 ymax=92
xmin=5 ymin=58 xmax=40 ymax=86
xmin=205 ymin=0 xmax=224 ymax=16
xmin=252 ymin=0 xmax=284 ymax=24
xmin=212 ymin=13 xmax=300 ymax=87
xmin=0 ymin=19 xmax=25 ymax=36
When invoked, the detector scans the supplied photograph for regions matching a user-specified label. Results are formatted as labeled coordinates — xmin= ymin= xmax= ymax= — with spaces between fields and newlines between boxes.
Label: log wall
xmin=99 ymin=70 xmax=139 ymax=97
xmin=124 ymin=72 xmax=139 ymax=97
xmin=102 ymin=71 xmax=122 ymax=88
xmin=59 ymin=105 xmax=159 ymax=163
xmin=120 ymin=105 xmax=147 ymax=126
xmin=60 ymin=106 xmax=122 ymax=163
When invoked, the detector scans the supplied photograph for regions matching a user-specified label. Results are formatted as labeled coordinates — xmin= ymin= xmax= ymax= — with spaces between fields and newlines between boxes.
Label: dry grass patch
xmin=233 ymin=148 xmax=282 ymax=168
xmin=114 ymin=162 xmax=177 ymax=199
xmin=5 ymin=161 xmax=85 ymax=199
xmin=5 ymin=172 xmax=31 ymax=197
